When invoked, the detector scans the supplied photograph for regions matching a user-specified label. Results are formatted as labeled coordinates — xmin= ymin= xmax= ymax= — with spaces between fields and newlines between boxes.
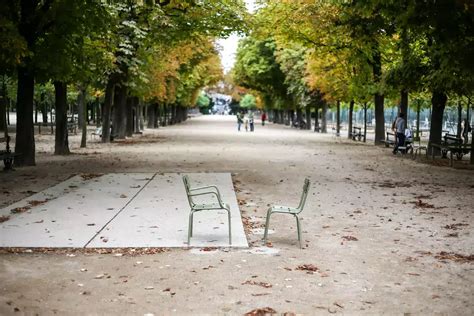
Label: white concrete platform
xmin=0 ymin=173 xmax=248 ymax=248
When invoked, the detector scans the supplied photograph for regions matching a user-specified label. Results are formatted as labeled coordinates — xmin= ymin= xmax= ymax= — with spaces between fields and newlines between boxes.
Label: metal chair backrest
xmin=296 ymin=178 xmax=310 ymax=212
xmin=182 ymin=175 xmax=195 ymax=207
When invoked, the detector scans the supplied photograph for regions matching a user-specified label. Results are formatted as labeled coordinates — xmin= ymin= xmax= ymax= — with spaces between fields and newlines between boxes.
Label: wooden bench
xmin=430 ymin=142 xmax=471 ymax=166
xmin=441 ymin=134 xmax=464 ymax=159
xmin=0 ymin=136 xmax=20 ymax=171
xmin=382 ymin=132 xmax=396 ymax=147
xmin=351 ymin=127 xmax=362 ymax=141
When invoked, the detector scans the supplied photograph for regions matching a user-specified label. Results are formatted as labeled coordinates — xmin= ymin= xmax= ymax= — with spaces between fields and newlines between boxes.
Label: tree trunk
xmin=0 ymin=80 xmax=6 ymax=132
xmin=363 ymin=103 xmax=368 ymax=142
xmin=305 ymin=107 xmax=311 ymax=130
xmin=34 ymin=101 xmax=38 ymax=124
xmin=321 ymin=102 xmax=327 ymax=133
xmin=373 ymin=49 xmax=385 ymax=145
xmin=139 ymin=102 xmax=144 ymax=130
xmin=113 ymin=84 xmax=127 ymax=139
xmin=134 ymin=98 xmax=141 ymax=133
xmin=7 ymin=98 xmax=11 ymax=125
xmin=400 ymin=89 xmax=408 ymax=119
xmin=457 ymin=101 xmax=462 ymax=137
xmin=126 ymin=96 xmax=133 ymax=137
xmin=53 ymin=81 xmax=70 ymax=155
xmin=428 ymin=91 xmax=447 ymax=155
xmin=314 ymin=105 xmax=320 ymax=132
xmin=78 ymin=87 xmax=87 ymax=148
xmin=415 ymin=100 xmax=421 ymax=141
xmin=147 ymin=104 xmax=155 ymax=128
xmin=336 ymin=100 xmax=341 ymax=136
xmin=77 ymin=89 xmax=84 ymax=127
xmin=296 ymin=108 xmax=303 ymax=128
xmin=101 ymin=78 xmax=115 ymax=143
xmin=95 ymin=97 xmax=101 ymax=125
xmin=15 ymin=66 xmax=36 ymax=166
xmin=348 ymin=100 xmax=354 ymax=139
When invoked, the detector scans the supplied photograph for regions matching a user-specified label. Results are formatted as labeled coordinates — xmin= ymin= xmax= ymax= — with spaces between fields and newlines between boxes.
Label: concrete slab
xmin=0 ymin=173 xmax=248 ymax=248
xmin=87 ymin=173 xmax=248 ymax=248
xmin=0 ymin=173 xmax=154 ymax=247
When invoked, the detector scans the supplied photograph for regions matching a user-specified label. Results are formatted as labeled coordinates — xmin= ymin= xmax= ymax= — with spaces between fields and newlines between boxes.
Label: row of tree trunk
xmin=269 ymin=102 xmax=344 ymax=135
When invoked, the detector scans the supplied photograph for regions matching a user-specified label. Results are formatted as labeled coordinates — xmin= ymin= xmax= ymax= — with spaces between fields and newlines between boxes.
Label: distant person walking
xmin=244 ymin=113 xmax=249 ymax=132
xmin=249 ymin=111 xmax=255 ymax=132
xmin=261 ymin=112 xmax=267 ymax=126
xmin=393 ymin=112 xmax=406 ymax=154
xmin=237 ymin=112 xmax=243 ymax=131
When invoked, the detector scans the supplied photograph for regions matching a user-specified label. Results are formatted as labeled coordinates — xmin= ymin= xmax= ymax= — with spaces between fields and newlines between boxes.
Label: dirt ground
xmin=1 ymin=115 xmax=473 ymax=315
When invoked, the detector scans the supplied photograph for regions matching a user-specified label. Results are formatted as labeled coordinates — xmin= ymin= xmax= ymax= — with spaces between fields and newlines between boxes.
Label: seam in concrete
xmin=83 ymin=173 xmax=157 ymax=248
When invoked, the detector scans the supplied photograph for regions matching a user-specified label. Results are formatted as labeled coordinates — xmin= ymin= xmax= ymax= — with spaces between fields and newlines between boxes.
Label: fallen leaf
xmin=245 ymin=307 xmax=277 ymax=315
xmin=10 ymin=206 xmax=31 ymax=214
xmin=296 ymin=264 xmax=319 ymax=272
xmin=242 ymin=280 xmax=272 ymax=288
xmin=342 ymin=235 xmax=358 ymax=241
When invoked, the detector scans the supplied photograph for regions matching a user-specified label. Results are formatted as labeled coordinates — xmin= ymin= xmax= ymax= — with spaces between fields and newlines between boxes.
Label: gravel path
xmin=1 ymin=115 xmax=473 ymax=315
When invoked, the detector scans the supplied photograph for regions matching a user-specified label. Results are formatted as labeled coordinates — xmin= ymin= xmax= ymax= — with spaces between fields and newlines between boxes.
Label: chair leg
xmin=295 ymin=215 xmax=302 ymax=249
xmin=263 ymin=208 xmax=272 ymax=244
xmin=188 ymin=212 xmax=194 ymax=245
xmin=226 ymin=208 xmax=232 ymax=245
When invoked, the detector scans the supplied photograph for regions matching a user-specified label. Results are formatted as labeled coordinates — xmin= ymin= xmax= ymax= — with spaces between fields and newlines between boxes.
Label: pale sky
xmin=217 ymin=0 xmax=256 ymax=73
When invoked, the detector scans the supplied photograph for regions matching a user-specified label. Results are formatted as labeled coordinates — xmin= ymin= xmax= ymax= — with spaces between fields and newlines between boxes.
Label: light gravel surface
xmin=1 ymin=115 xmax=473 ymax=315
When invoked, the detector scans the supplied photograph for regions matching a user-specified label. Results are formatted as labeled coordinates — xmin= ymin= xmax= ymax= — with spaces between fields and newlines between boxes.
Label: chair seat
xmin=270 ymin=205 xmax=299 ymax=214
xmin=192 ymin=203 xmax=230 ymax=211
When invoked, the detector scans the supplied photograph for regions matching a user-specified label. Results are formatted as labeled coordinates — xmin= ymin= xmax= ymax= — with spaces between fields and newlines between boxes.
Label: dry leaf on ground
xmin=245 ymin=307 xmax=277 ymax=316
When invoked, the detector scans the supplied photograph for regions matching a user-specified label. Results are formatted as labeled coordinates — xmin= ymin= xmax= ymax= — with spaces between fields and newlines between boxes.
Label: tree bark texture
xmin=125 ymin=96 xmax=134 ymax=137
xmin=373 ymin=50 xmax=385 ymax=145
xmin=321 ymin=102 xmax=327 ymax=133
xmin=147 ymin=104 xmax=155 ymax=128
xmin=15 ymin=66 xmax=36 ymax=165
xmin=400 ymin=89 xmax=408 ymax=120
xmin=101 ymin=79 xmax=115 ymax=143
xmin=0 ymin=81 xmax=6 ymax=132
xmin=296 ymin=109 xmax=302 ymax=128
xmin=336 ymin=100 xmax=341 ymax=136
xmin=457 ymin=101 xmax=462 ymax=137
xmin=348 ymin=100 xmax=354 ymax=139
xmin=305 ymin=107 xmax=312 ymax=130
xmin=113 ymin=84 xmax=127 ymax=139
xmin=78 ymin=87 xmax=87 ymax=148
xmin=53 ymin=81 xmax=70 ymax=155
xmin=363 ymin=103 xmax=368 ymax=143
xmin=314 ymin=106 xmax=320 ymax=132
xmin=428 ymin=91 xmax=447 ymax=155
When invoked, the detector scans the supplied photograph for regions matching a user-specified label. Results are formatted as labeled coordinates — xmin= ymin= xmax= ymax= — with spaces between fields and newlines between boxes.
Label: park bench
xmin=351 ymin=127 xmax=362 ymax=141
xmin=182 ymin=175 xmax=232 ymax=246
xmin=430 ymin=142 xmax=471 ymax=167
xmin=382 ymin=131 xmax=396 ymax=147
xmin=440 ymin=134 xmax=464 ymax=158
xmin=0 ymin=136 xmax=20 ymax=171
xmin=34 ymin=122 xmax=54 ymax=135
xmin=263 ymin=178 xmax=310 ymax=249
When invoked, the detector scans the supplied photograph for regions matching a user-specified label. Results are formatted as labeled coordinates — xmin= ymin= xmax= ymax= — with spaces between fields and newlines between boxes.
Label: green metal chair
xmin=263 ymin=178 xmax=310 ymax=248
xmin=182 ymin=175 xmax=232 ymax=246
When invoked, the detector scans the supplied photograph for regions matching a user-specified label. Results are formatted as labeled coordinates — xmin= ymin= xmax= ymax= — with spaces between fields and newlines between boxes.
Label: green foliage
xmin=240 ymin=94 xmax=256 ymax=109
xmin=233 ymin=37 xmax=288 ymax=108
xmin=196 ymin=92 xmax=210 ymax=108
